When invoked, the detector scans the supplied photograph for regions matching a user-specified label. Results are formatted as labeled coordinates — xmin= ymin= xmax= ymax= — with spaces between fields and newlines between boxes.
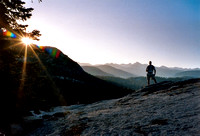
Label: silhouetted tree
xmin=29 ymin=29 xmax=41 ymax=40
xmin=0 ymin=0 xmax=41 ymax=40
xmin=31 ymin=0 xmax=42 ymax=3
xmin=0 ymin=0 xmax=33 ymax=31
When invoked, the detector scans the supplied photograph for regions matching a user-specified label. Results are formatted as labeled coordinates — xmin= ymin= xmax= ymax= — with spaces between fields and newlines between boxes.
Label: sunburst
xmin=21 ymin=37 xmax=33 ymax=45
xmin=1 ymin=29 xmax=66 ymax=105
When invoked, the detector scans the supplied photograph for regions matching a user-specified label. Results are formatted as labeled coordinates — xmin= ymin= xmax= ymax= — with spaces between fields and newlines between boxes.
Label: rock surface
xmin=26 ymin=79 xmax=200 ymax=136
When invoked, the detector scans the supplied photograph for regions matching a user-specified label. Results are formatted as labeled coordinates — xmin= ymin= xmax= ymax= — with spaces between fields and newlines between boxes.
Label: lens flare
xmin=0 ymin=29 xmax=16 ymax=38
xmin=36 ymin=45 xmax=61 ymax=58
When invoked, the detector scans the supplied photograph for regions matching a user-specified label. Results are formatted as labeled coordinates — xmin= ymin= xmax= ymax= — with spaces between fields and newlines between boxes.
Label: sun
xmin=21 ymin=37 xmax=33 ymax=45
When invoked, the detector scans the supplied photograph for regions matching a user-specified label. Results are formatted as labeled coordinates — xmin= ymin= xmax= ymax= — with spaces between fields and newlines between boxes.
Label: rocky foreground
xmin=21 ymin=79 xmax=200 ymax=136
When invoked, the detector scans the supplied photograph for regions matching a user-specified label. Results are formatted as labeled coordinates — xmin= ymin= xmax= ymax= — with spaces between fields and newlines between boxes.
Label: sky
xmin=23 ymin=0 xmax=200 ymax=68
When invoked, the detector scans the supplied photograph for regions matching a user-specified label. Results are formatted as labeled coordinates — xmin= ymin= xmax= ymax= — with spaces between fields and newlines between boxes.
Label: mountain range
xmin=175 ymin=70 xmax=200 ymax=77
xmin=80 ymin=62 xmax=200 ymax=78
xmin=82 ymin=65 xmax=136 ymax=78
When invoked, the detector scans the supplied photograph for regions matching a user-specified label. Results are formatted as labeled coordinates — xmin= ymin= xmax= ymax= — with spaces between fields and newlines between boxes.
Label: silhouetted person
xmin=146 ymin=61 xmax=157 ymax=85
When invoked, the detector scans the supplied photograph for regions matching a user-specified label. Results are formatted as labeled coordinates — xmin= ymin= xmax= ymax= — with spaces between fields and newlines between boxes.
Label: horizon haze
xmin=79 ymin=61 xmax=200 ymax=69
xmin=24 ymin=0 xmax=200 ymax=69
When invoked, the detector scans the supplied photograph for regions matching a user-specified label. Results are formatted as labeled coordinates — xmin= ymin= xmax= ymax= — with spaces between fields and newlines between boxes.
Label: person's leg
xmin=147 ymin=75 xmax=150 ymax=85
xmin=152 ymin=76 xmax=157 ymax=84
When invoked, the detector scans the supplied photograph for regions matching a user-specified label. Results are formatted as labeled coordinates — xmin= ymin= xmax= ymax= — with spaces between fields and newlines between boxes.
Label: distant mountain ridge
xmin=79 ymin=62 xmax=199 ymax=78
xmin=82 ymin=66 xmax=114 ymax=77
xmin=96 ymin=65 xmax=137 ymax=78
xmin=81 ymin=65 xmax=137 ymax=78
xmin=175 ymin=70 xmax=200 ymax=78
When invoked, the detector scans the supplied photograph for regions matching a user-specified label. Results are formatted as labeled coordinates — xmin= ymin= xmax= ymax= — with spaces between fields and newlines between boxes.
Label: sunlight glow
xmin=21 ymin=37 xmax=33 ymax=45
xmin=18 ymin=43 xmax=28 ymax=96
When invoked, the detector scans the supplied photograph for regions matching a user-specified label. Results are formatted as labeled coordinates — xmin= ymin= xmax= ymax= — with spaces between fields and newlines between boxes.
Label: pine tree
xmin=0 ymin=0 xmax=41 ymax=40
xmin=0 ymin=0 xmax=33 ymax=31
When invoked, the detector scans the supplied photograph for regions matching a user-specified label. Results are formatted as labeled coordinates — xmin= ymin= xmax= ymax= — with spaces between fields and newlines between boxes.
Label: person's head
xmin=149 ymin=61 xmax=152 ymax=65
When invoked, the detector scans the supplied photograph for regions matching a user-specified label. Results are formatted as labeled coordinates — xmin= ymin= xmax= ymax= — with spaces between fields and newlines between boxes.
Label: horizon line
xmin=78 ymin=62 xmax=200 ymax=69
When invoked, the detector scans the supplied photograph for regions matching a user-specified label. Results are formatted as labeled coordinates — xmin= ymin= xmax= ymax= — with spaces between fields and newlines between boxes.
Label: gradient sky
xmin=24 ymin=0 xmax=200 ymax=68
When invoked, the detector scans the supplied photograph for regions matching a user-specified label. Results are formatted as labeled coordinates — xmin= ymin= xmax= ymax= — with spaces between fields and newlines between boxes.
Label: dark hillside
xmin=0 ymin=40 xmax=133 ymax=135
